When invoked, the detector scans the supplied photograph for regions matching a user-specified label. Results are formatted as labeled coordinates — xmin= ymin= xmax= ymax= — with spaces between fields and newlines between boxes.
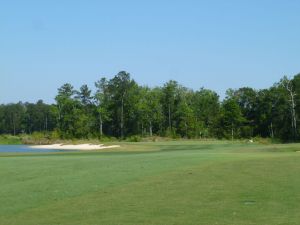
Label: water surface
xmin=0 ymin=145 xmax=68 ymax=153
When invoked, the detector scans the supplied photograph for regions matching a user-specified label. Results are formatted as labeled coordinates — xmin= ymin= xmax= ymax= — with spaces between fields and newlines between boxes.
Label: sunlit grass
xmin=0 ymin=141 xmax=300 ymax=225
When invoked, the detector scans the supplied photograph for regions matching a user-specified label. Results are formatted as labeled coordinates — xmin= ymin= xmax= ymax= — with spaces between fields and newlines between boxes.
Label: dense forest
xmin=1 ymin=71 xmax=300 ymax=141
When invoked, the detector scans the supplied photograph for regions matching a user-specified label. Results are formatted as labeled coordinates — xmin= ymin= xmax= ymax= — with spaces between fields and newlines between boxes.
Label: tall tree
xmin=74 ymin=84 xmax=95 ymax=138
xmin=95 ymin=78 xmax=111 ymax=137
xmin=137 ymin=87 xmax=163 ymax=136
xmin=24 ymin=100 xmax=56 ymax=134
xmin=55 ymin=83 xmax=78 ymax=138
xmin=76 ymin=84 xmax=93 ymax=106
xmin=192 ymin=88 xmax=220 ymax=138
xmin=221 ymin=97 xmax=245 ymax=140
xmin=162 ymin=80 xmax=179 ymax=134
xmin=281 ymin=76 xmax=297 ymax=140
xmin=229 ymin=87 xmax=257 ymax=137
xmin=3 ymin=103 xmax=26 ymax=135
xmin=106 ymin=71 xmax=138 ymax=138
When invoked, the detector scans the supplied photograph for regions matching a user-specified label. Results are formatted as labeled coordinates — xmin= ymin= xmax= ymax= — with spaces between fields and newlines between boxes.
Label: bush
xmin=126 ymin=135 xmax=142 ymax=142
xmin=253 ymin=136 xmax=280 ymax=144
xmin=50 ymin=130 xmax=61 ymax=140
xmin=165 ymin=128 xmax=180 ymax=139
xmin=98 ymin=135 xmax=118 ymax=142
xmin=0 ymin=135 xmax=21 ymax=144
xmin=20 ymin=132 xmax=50 ymax=145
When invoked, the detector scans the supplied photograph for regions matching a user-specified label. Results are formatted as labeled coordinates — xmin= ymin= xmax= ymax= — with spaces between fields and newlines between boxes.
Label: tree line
xmin=1 ymin=71 xmax=300 ymax=141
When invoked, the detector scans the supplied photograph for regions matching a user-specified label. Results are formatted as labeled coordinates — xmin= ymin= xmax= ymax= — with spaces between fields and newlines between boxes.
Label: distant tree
xmin=106 ymin=71 xmax=139 ymax=138
xmin=192 ymin=88 xmax=220 ymax=138
xmin=281 ymin=76 xmax=297 ymax=140
xmin=55 ymin=83 xmax=78 ymax=138
xmin=24 ymin=100 xmax=56 ymax=133
xmin=2 ymin=71 xmax=300 ymax=142
xmin=229 ymin=87 xmax=257 ymax=137
xmin=175 ymin=87 xmax=195 ymax=138
xmin=256 ymin=84 xmax=290 ymax=140
xmin=221 ymin=97 xmax=245 ymax=140
xmin=76 ymin=84 xmax=93 ymax=106
xmin=3 ymin=103 xmax=26 ymax=135
xmin=95 ymin=78 xmax=111 ymax=137
xmin=74 ymin=84 xmax=96 ymax=137
xmin=137 ymin=87 xmax=163 ymax=136
xmin=162 ymin=80 xmax=179 ymax=135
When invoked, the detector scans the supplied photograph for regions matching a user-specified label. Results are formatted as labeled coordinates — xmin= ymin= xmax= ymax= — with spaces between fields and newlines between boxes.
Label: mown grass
xmin=0 ymin=141 xmax=300 ymax=225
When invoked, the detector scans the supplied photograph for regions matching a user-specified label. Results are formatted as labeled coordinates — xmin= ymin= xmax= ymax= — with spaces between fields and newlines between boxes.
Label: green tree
xmin=162 ymin=80 xmax=179 ymax=135
xmin=3 ymin=103 xmax=26 ymax=135
xmin=106 ymin=71 xmax=139 ymax=138
xmin=229 ymin=87 xmax=257 ymax=137
xmin=175 ymin=87 xmax=195 ymax=138
xmin=192 ymin=88 xmax=220 ymax=138
xmin=73 ymin=84 xmax=95 ymax=138
xmin=24 ymin=100 xmax=56 ymax=134
xmin=95 ymin=78 xmax=111 ymax=137
xmin=137 ymin=87 xmax=163 ymax=136
xmin=55 ymin=83 xmax=78 ymax=138
xmin=221 ymin=97 xmax=245 ymax=140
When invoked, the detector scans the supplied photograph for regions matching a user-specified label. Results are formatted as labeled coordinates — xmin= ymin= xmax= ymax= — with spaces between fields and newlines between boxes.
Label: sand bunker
xmin=30 ymin=144 xmax=120 ymax=151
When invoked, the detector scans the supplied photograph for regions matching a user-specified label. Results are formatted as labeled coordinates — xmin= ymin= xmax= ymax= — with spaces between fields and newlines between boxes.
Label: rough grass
xmin=0 ymin=141 xmax=300 ymax=225
xmin=0 ymin=135 xmax=21 ymax=145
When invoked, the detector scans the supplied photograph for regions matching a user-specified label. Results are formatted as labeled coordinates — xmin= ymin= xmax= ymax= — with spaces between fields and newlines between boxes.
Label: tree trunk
xmin=290 ymin=92 xmax=297 ymax=139
xmin=285 ymin=79 xmax=297 ymax=140
xmin=168 ymin=103 xmax=171 ymax=130
xmin=99 ymin=113 xmax=103 ymax=137
xmin=270 ymin=122 xmax=274 ymax=138
xmin=121 ymin=97 xmax=124 ymax=139
xmin=149 ymin=121 xmax=153 ymax=137
xmin=231 ymin=122 xmax=234 ymax=141
xmin=195 ymin=117 xmax=198 ymax=139
xmin=12 ymin=114 xmax=16 ymax=136
xmin=45 ymin=115 xmax=48 ymax=132
xmin=58 ymin=104 xmax=62 ymax=130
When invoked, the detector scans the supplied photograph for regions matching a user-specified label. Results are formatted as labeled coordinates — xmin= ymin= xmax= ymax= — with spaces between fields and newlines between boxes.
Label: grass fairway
xmin=1 ymin=141 xmax=300 ymax=225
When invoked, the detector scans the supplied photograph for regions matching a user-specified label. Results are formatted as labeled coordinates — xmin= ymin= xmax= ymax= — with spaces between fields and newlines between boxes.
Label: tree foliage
xmin=1 ymin=71 xmax=300 ymax=141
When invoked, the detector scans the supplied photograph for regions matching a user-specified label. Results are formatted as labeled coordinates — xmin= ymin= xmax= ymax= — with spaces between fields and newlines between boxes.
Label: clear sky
xmin=1 ymin=0 xmax=300 ymax=103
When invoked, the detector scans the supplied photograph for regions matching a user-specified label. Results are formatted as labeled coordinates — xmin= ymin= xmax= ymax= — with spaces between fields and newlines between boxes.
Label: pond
xmin=0 ymin=145 xmax=69 ymax=153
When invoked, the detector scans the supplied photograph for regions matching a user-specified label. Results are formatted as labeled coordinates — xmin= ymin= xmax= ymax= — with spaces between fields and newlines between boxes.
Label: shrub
xmin=127 ymin=135 xmax=142 ymax=142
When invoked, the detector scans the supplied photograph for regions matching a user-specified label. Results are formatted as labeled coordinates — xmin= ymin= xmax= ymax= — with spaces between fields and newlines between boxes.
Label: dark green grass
xmin=0 ymin=141 xmax=300 ymax=225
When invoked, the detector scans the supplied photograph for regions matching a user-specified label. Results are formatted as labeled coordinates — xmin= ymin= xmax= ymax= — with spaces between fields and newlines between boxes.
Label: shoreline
xmin=29 ymin=144 xmax=120 ymax=151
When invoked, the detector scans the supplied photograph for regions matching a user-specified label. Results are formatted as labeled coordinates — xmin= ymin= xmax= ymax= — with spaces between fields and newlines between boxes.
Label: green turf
xmin=1 ymin=141 xmax=300 ymax=225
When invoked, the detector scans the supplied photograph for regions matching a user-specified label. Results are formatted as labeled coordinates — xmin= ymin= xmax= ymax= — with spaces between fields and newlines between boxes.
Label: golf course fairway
xmin=0 ymin=141 xmax=300 ymax=225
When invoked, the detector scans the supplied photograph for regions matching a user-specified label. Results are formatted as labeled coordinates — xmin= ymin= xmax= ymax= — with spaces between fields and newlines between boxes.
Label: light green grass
xmin=0 ymin=135 xmax=21 ymax=145
xmin=0 ymin=141 xmax=300 ymax=225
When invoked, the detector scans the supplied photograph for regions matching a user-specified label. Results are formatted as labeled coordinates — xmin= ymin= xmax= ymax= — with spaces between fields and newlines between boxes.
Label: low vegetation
xmin=0 ymin=135 xmax=21 ymax=145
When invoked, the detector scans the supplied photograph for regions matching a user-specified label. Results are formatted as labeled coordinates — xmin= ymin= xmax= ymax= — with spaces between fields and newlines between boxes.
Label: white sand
xmin=29 ymin=143 xmax=120 ymax=151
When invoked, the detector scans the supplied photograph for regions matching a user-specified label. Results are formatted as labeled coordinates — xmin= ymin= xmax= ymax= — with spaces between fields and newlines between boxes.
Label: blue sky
xmin=1 ymin=0 xmax=300 ymax=103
